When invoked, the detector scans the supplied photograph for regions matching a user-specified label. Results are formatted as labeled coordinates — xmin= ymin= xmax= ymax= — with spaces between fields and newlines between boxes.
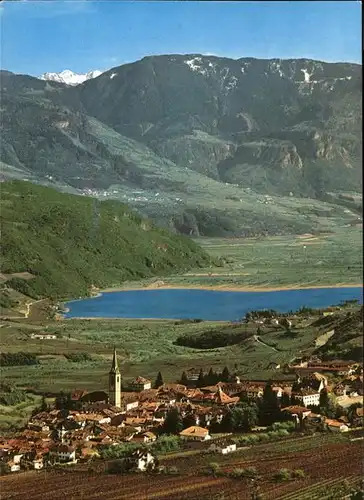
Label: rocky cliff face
xmin=74 ymin=55 xmax=361 ymax=195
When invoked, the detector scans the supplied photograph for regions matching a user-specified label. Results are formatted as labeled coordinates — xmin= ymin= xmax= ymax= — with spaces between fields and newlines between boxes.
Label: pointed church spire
xmin=110 ymin=346 xmax=120 ymax=374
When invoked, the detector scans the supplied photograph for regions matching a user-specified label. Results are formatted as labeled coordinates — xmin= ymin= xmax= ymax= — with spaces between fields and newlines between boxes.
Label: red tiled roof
xmin=131 ymin=376 xmax=151 ymax=385
xmin=180 ymin=426 xmax=209 ymax=437
xmin=71 ymin=390 xmax=88 ymax=401
xmin=158 ymin=383 xmax=187 ymax=393
xmin=281 ymin=406 xmax=311 ymax=414
xmin=325 ymin=419 xmax=346 ymax=428
xmin=214 ymin=388 xmax=239 ymax=404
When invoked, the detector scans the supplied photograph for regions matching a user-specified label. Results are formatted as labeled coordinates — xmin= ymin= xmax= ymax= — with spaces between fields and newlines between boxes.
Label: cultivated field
xmin=0 ymin=435 xmax=361 ymax=500
xmin=0 ymin=311 xmax=325 ymax=395
xmin=107 ymin=226 xmax=362 ymax=291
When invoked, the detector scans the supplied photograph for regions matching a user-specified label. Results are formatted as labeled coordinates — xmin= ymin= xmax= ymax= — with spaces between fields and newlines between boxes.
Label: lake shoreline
xmin=99 ymin=283 xmax=363 ymax=293
xmin=62 ymin=283 xmax=363 ymax=320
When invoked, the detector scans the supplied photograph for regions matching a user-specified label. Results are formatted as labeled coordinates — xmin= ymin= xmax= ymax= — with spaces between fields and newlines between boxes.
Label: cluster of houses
xmin=0 ymin=352 xmax=362 ymax=474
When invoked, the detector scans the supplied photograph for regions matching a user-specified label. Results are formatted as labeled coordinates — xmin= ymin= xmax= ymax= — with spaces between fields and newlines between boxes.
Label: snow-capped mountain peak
xmin=39 ymin=69 xmax=103 ymax=86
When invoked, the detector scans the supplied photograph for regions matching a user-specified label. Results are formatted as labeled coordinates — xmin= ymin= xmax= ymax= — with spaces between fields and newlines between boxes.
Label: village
xmin=1 ymin=348 xmax=362 ymax=476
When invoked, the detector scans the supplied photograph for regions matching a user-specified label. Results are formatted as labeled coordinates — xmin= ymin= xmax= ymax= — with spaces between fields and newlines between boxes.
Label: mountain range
xmin=39 ymin=69 xmax=103 ymax=86
xmin=0 ymin=54 xmax=362 ymax=236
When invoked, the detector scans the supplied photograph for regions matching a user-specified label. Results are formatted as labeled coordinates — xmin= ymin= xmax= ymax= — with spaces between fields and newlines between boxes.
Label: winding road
xmin=253 ymin=334 xmax=278 ymax=352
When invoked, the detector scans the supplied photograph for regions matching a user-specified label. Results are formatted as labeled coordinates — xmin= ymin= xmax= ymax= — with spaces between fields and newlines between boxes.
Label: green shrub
xmin=0 ymin=390 xmax=28 ymax=406
xmin=207 ymin=462 xmax=221 ymax=476
xmin=292 ymin=469 xmax=306 ymax=479
xmin=276 ymin=429 xmax=290 ymax=437
xmin=99 ymin=443 xmax=142 ymax=459
xmin=167 ymin=465 xmax=179 ymax=475
xmin=65 ymin=352 xmax=93 ymax=363
xmin=241 ymin=467 xmax=258 ymax=479
xmin=256 ymin=433 xmax=270 ymax=442
xmin=268 ymin=421 xmax=295 ymax=432
xmin=229 ymin=468 xmax=246 ymax=479
xmin=152 ymin=435 xmax=181 ymax=454
xmin=274 ymin=468 xmax=292 ymax=482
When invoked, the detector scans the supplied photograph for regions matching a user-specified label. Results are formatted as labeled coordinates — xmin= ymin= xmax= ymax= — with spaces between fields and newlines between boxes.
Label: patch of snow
xmin=226 ymin=75 xmax=238 ymax=90
xmin=301 ymin=68 xmax=312 ymax=83
xmin=185 ymin=57 xmax=203 ymax=72
xmin=269 ymin=61 xmax=284 ymax=77
xmin=241 ymin=62 xmax=250 ymax=74
xmin=110 ymin=72 xmax=117 ymax=80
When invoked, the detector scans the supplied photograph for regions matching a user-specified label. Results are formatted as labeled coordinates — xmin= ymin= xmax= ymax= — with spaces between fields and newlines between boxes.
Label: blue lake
xmin=64 ymin=287 xmax=363 ymax=321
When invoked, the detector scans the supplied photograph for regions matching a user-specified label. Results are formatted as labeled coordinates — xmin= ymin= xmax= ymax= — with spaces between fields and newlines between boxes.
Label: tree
xmin=197 ymin=368 xmax=205 ymax=387
xmin=318 ymin=389 xmax=336 ymax=418
xmin=319 ymin=389 xmax=329 ymax=408
xmin=280 ymin=392 xmax=291 ymax=408
xmin=0 ymin=462 xmax=10 ymax=476
xmin=221 ymin=366 xmax=230 ymax=382
xmin=182 ymin=413 xmax=196 ymax=429
xmin=180 ymin=371 xmax=188 ymax=386
xmin=162 ymin=408 xmax=183 ymax=434
xmin=220 ymin=410 xmax=234 ymax=433
xmin=205 ymin=367 xmax=218 ymax=385
xmin=221 ymin=405 xmax=258 ymax=433
xmin=55 ymin=391 xmax=68 ymax=410
xmin=260 ymin=382 xmax=280 ymax=425
xmin=240 ymin=403 xmax=259 ymax=431
xmin=347 ymin=403 xmax=363 ymax=425
xmin=40 ymin=395 xmax=48 ymax=412
xmin=154 ymin=371 xmax=164 ymax=389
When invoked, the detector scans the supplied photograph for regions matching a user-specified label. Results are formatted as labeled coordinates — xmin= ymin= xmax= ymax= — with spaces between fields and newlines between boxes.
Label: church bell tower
xmin=109 ymin=347 xmax=121 ymax=408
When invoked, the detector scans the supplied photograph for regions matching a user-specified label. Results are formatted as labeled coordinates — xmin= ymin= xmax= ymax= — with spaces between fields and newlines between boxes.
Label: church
xmin=70 ymin=348 xmax=123 ymax=409
xmin=108 ymin=347 xmax=122 ymax=408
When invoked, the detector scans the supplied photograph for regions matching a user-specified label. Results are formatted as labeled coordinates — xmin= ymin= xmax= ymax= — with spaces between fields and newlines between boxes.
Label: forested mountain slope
xmin=0 ymin=181 xmax=212 ymax=309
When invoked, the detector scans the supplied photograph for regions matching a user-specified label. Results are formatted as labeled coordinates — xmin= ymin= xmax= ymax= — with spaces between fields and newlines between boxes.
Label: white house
xmin=129 ymin=377 xmax=152 ymax=391
xmin=52 ymin=445 xmax=77 ymax=463
xmin=293 ymin=389 xmax=320 ymax=407
xmin=125 ymin=400 xmax=139 ymax=411
xmin=33 ymin=457 xmax=44 ymax=470
xmin=130 ymin=450 xmax=155 ymax=471
xmin=131 ymin=431 xmax=157 ymax=444
xmin=30 ymin=333 xmax=57 ymax=340
xmin=12 ymin=453 xmax=23 ymax=465
xmin=6 ymin=460 xmax=21 ymax=473
xmin=208 ymin=440 xmax=237 ymax=454
xmin=325 ymin=419 xmax=349 ymax=433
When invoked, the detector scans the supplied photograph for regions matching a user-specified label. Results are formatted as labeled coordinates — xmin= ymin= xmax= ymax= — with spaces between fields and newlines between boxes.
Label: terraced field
xmin=1 ymin=436 xmax=361 ymax=500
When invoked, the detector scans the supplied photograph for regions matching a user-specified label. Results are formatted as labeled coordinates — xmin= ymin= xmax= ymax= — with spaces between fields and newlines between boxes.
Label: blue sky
xmin=1 ymin=1 xmax=361 ymax=76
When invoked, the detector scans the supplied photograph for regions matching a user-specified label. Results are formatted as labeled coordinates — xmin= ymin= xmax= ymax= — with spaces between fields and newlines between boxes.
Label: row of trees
xmin=0 ymin=352 xmax=39 ymax=366
xmin=179 ymin=366 xmax=234 ymax=387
